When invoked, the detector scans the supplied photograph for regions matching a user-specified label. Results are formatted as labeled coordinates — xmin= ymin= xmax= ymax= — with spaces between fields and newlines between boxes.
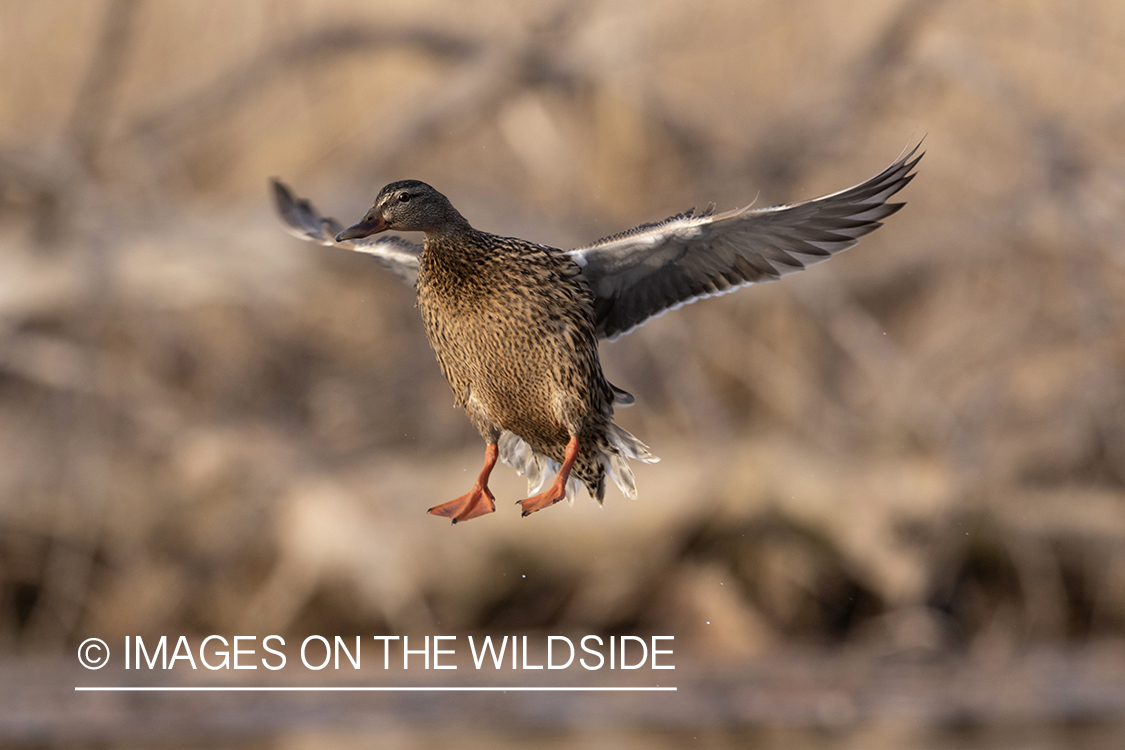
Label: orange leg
xmin=428 ymin=443 xmax=498 ymax=524
xmin=517 ymin=436 xmax=579 ymax=517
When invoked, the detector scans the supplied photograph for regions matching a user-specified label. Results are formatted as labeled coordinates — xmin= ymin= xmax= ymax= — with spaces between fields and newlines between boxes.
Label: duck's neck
xmin=424 ymin=224 xmax=488 ymax=259
xmin=422 ymin=210 xmax=473 ymax=241
xmin=423 ymin=230 xmax=468 ymax=249
xmin=421 ymin=226 xmax=494 ymax=287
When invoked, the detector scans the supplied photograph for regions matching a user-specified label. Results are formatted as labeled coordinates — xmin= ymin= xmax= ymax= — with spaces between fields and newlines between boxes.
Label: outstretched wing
xmin=568 ymin=144 xmax=922 ymax=341
xmin=271 ymin=179 xmax=421 ymax=286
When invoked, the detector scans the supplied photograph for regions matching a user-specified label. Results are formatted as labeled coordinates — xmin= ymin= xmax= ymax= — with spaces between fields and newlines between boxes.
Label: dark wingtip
xmin=901 ymin=137 xmax=926 ymax=169
xmin=270 ymin=178 xmax=290 ymax=208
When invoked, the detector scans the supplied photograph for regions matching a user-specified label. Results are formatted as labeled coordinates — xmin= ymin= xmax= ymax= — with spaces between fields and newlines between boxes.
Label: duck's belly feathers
xmin=416 ymin=243 xmax=612 ymax=455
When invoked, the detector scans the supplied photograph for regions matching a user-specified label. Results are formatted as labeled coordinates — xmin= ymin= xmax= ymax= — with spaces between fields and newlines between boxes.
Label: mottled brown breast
xmin=416 ymin=229 xmax=613 ymax=455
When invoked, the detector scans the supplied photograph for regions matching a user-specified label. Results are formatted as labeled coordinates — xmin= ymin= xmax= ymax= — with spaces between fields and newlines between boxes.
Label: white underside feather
xmin=497 ymin=426 xmax=658 ymax=505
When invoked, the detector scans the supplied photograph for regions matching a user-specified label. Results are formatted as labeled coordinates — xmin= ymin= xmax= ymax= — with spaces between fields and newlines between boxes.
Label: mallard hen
xmin=272 ymin=143 xmax=921 ymax=523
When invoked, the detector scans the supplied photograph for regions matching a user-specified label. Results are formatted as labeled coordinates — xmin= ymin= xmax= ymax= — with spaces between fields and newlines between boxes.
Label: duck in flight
xmin=272 ymin=143 xmax=921 ymax=523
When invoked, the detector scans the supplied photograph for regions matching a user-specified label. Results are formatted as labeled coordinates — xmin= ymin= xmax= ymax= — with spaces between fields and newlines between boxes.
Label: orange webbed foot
xmin=516 ymin=435 xmax=579 ymax=518
xmin=516 ymin=482 xmax=567 ymax=517
xmin=429 ymin=442 xmax=498 ymax=525
xmin=428 ymin=483 xmax=496 ymax=524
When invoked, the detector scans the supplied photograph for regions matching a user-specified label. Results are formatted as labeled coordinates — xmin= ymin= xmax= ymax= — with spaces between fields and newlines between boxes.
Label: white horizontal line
xmin=75 ymin=686 xmax=676 ymax=692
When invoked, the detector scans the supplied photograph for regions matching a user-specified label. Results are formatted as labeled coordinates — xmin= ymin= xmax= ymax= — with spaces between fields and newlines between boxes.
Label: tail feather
xmin=605 ymin=452 xmax=636 ymax=500
xmin=606 ymin=423 xmax=659 ymax=463
xmin=498 ymin=425 xmax=657 ymax=505
xmin=604 ymin=423 xmax=658 ymax=501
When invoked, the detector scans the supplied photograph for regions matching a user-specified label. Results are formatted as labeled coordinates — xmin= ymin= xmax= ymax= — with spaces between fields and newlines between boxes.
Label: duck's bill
xmin=336 ymin=215 xmax=388 ymax=241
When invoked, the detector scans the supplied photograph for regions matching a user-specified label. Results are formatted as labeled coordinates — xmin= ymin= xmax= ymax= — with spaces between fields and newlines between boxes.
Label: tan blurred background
xmin=2 ymin=0 xmax=1125 ymax=747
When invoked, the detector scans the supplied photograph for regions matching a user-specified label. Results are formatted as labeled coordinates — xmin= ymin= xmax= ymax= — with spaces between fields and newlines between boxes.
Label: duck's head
xmin=336 ymin=180 xmax=467 ymax=241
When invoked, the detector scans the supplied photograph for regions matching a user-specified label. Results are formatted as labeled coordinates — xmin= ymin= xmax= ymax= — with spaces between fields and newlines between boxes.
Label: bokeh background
xmin=3 ymin=0 xmax=1125 ymax=747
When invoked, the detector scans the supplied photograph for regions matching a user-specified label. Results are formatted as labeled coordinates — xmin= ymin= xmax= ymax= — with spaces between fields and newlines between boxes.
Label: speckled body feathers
xmin=417 ymin=227 xmax=645 ymax=501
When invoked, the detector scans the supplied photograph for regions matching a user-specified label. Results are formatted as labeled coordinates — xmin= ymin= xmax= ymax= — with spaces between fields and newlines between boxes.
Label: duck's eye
xmin=398 ymin=193 xmax=411 ymax=203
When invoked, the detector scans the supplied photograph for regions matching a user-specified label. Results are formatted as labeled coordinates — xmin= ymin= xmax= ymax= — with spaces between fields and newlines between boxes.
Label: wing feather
xmin=271 ymin=179 xmax=421 ymax=286
xmin=569 ymin=144 xmax=922 ymax=341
